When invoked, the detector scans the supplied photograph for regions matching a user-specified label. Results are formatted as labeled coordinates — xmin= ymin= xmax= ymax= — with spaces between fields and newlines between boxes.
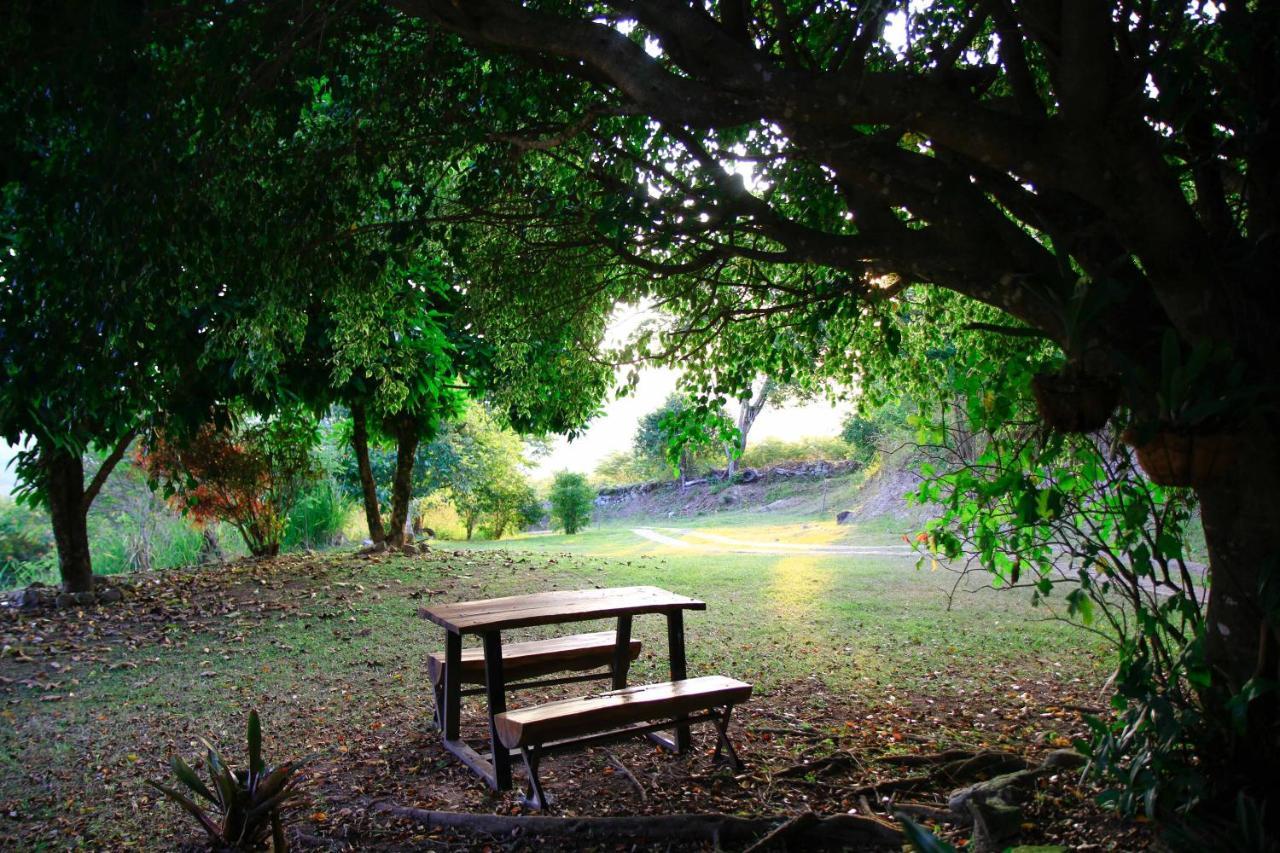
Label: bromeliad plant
xmin=148 ymin=711 xmax=312 ymax=852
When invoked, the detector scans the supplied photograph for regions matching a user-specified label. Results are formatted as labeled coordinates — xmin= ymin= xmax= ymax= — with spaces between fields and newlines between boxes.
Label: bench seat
xmin=494 ymin=676 xmax=752 ymax=809
xmin=427 ymin=630 xmax=641 ymax=687
xmin=496 ymin=675 xmax=752 ymax=749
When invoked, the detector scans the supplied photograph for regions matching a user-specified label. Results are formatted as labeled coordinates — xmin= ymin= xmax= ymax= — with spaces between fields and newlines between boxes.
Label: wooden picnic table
xmin=419 ymin=585 xmax=706 ymax=791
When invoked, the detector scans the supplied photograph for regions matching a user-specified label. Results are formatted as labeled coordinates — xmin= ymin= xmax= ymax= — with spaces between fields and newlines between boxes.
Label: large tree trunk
xmin=385 ymin=421 xmax=420 ymax=548
xmin=45 ymin=447 xmax=93 ymax=593
xmin=350 ymin=404 xmax=386 ymax=545
xmin=1196 ymin=421 xmax=1280 ymax=796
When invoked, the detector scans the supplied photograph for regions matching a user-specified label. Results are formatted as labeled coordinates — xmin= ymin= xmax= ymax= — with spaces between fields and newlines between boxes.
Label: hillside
xmin=592 ymin=456 xmax=931 ymax=529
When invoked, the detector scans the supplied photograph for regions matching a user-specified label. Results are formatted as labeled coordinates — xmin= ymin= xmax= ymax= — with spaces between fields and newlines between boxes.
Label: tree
xmin=548 ymin=472 xmax=594 ymax=535
xmin=418 ymin=404 xmax=538 ymax=539
xmin=721 ymin=378 xmax=813 ymax=477
xmin=390 ymin=0 xmax=1280 ymax=813
xmin=0 ymin=4 xmax=229 ymax=591
xmin=634 ymin=394 xmax=728 ymax=485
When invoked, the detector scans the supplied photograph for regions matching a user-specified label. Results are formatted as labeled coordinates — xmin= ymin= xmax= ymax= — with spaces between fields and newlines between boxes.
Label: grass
xmin=0 ymin=519 xmax=1114 ymax=848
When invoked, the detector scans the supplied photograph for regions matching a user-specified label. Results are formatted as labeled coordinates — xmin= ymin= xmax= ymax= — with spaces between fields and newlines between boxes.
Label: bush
xmin=0 ymin=498 xmax=54 ymax=587
xmin=840 ymin=399 xmax=914 ymax=461
xmin=739 ymin=436 xmax=855 ymax=469
xmin=139 ymin=411 xmax=322 ymax=557
xmin=548 ymin=471 xmax=594 ymax=535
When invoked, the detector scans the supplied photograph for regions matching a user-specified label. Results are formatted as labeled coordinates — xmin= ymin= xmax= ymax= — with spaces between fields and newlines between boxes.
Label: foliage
xmin=0 ymin=498 xmax=53 ymax=585
xmin=739 ymin=436 xmax=855 ymax=469
xmin=592 ymin=450 xmax=667 ymax=488
xmin=547 ymin=472 xmax=594 ymax=535
xmin=633 ymin=394 xmax=730 ymax=481
xmin=417 ymin=405 xmax=539 ymax=539
xmin=840 ymin=400 xmax=914 ymax=462
xmin=148 ymin=710 xmax=311 ymax=852
xmin=139 ymin=411 xmax=322 ymax=557
xmin=897 ymin=320 xmax=1272 ymax=823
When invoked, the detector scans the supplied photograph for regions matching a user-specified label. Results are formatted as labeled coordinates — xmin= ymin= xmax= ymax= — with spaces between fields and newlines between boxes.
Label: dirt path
xmin=631 ymin=527 xmax=916 ymax=557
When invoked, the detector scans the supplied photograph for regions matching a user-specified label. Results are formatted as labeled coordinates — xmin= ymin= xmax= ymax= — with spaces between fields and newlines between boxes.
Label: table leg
xmin=612 ymin=615 xmax=633 ymax=689
xmin=482 ymin=630 xmax=513 ymax=790
xmin=666 ymin=610 xmax=691 ymax=752
xmin=443 ymin=631 xmax=462 ymax=742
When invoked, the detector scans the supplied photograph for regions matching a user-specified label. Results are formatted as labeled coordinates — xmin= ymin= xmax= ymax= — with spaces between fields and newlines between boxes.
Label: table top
xmin=419 ymin=585 xmax=706 ymax=634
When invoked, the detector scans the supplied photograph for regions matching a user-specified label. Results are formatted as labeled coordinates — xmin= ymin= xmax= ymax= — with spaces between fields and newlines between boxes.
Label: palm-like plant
xmin=149 ymin=711 xmax=311 ymax=851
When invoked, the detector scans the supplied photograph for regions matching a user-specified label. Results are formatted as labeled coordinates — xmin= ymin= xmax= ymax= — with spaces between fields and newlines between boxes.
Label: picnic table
xmin=419 ymin=585 xmax=710 ymax=793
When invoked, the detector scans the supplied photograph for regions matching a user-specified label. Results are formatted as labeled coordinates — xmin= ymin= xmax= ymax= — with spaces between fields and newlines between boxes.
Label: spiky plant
xmin=149 ymin=711 xmax=311 ymax=851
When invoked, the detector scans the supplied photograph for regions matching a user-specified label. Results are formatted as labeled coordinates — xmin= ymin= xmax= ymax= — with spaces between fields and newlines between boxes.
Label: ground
xmin=0 ymin=519 xmax=1149 ymax=850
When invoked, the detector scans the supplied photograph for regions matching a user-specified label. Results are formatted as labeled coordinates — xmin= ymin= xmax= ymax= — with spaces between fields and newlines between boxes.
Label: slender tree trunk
xmin=45 ymin=447 xmax=93 ymax=593
xmin=385 ymin=421 xmax=420 ymax=548
xmin=351 ymin=404 xmax=386 ymax=545
xmin=727 ymin=379 xmax=773 ymax=479
xmin=1196 ymin=421 xmax=1280 ymax=796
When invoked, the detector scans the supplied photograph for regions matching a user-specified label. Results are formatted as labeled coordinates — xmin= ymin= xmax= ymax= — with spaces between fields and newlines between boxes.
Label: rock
xmin=54 ymin=592 xmax=77 ymax=609
xmin=97 ymin=587 xmax=124 ymax=604
xmin=836 ymin=510 xmax=855 ymax=524
xmin=1040 ymin=748 xmax=1087 ymax=770
xmin=16 ymin=588 xmax=50 ymax=610
xmin=72 ymin=591 xmax=97 ymax=606
xmin=968 ymin=797 xmax=1024 ymax=853
xmin=948 ymin=769 xmax=1041 ymax=814
xmin=91 ymin=575 xmax=111 ymax=587
xmin=720 ymin=493 xmax=735 ymax=505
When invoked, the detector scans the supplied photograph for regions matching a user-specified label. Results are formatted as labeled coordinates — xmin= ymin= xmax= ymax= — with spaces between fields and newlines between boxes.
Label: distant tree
xmin=548 ymin=472 xmax=594 ymax=535
xmin=840 ymin=400 xmax=913 ymax=462
xmin=417 ymin=405 xmax=538 ymax=540
xmin=634 ymin=395 xmax=728 ymax=486
xmin=721 ymin=379 xmax=814 ymax=478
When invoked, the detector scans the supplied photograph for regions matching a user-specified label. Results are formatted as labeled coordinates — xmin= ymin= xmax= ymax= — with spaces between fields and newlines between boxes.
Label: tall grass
xmin=283 ymin=479 xmax=353 ymax=551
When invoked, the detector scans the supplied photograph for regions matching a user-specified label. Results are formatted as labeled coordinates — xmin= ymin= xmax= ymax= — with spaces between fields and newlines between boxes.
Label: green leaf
xmin=248 ymin=710 xmax=264 ymax=783
xmin=171 ymin=756 xmax=217 ymax=805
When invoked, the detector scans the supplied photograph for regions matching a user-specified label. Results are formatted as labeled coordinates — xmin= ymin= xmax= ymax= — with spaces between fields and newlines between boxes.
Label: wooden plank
xmin=494 ymin=676 xmax=752 ymax=749
xmin=443 ymin=738 xmax=496 ymax=788
xmin=427 ymin=631 xmax=642 ymax=686
xmin=420 ymin=586 xmax=706 ymax=633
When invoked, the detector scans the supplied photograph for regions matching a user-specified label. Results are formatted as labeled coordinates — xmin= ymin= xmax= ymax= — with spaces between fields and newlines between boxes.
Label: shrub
xmin=0 ymin=498 xmax=54 ymax=587
xmin=548 ymin=471 xmax=594 ymax=535
xmin=148 ymin=710 xmax=312 ymax=852
xmin=739 ymin=436 xmax=855 ymax=469
xmin=139 ymin=412 xmax=321 ymax=557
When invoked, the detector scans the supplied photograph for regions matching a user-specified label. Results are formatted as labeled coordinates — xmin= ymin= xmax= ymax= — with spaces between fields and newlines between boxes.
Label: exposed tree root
xmin=369 ymin=803 xmax=904 ymax=849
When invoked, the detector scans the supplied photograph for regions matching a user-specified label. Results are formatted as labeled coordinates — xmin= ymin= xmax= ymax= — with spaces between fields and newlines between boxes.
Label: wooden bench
xmin=494 ymin=675 xmax=752 ymax=809
xmin=427 ymin=631 xmax=641 ymax=728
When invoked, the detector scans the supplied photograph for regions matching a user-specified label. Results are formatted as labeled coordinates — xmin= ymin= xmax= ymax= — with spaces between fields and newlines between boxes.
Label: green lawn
xmin=0 ymin=521 xmax=1114 ymax=849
